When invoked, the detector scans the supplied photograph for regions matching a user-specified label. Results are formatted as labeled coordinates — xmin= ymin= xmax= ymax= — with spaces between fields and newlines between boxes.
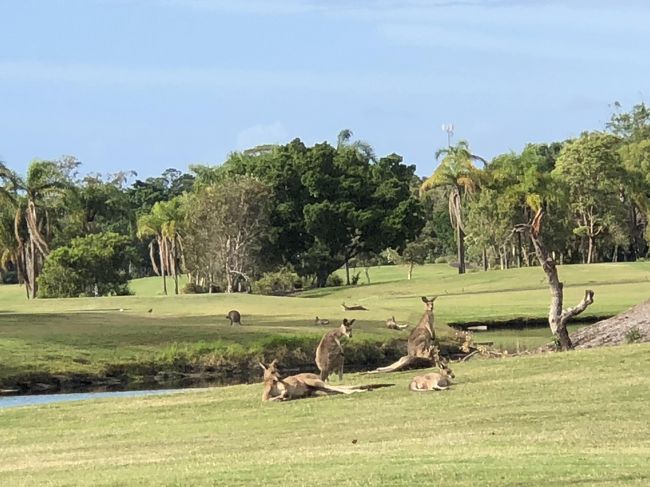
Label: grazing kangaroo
xmin=370 ymin=296 xmax=439 ymax=373
xmin=314 ymin=316 xmax=330 ymax=326
xmin=409 ymin=360 xmax=455 ymax=391
xmin=258 ymin=360 xmax=390 ymax=402
xmin=386 ymin=316 xmax=408 ymax=330
xmin=315 ymin=319 xmax=354 ymax=381
xmin=341 ymin=302 xmax=368 ymax=311
xmin=226 ymin=310 xmax=241 ymax=326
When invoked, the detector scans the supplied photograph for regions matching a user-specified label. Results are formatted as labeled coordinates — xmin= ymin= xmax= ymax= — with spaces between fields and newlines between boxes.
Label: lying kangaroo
xmin=259 ymin=360 xmax=390 ymax=402
xmin=226 ymin=310 xmax=241 ymax=326
xmin=386 ymin=316 xmax=408 ymax=330
xmin=315 ymin=319 xmax=354 ymax=381
xmin=409 ymin=361 xmax=455 ymax=391
xmin=341 ymin=302 xmax=368 ymax=311
xmin=314 ymin=316 xmax=330 ymax=326
xmin=370 ymin=296 xmax=438 ymax=373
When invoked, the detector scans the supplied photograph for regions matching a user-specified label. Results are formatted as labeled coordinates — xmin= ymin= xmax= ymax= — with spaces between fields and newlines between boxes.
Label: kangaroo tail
xmin=352 ymin=383 xmax=395 ymax=391
xmin=368 ymin=355 xmax=415 ymax=374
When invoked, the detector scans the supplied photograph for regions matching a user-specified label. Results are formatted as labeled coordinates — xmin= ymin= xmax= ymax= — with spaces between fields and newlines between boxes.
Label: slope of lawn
xmin=1 ymin=262 xmax=649 ymax=389
xmin=1 ymin=343 xmax=649 ymax=486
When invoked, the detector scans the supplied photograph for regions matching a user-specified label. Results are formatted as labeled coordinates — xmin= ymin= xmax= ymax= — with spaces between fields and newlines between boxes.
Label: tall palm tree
xmin=420 ymin=140 xmax=485 ymax=274
xmin=0 ymin=160 xmax=69 ymax=298
xmin=336 ymin=129 xmax=376 ymax=162
xmin=137 ymin=198 xmax=185 ymax=295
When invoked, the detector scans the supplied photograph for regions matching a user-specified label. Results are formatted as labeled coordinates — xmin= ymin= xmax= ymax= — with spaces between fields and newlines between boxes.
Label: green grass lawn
xmin=1 ymin=262 xmax=649 ymax=387
xmin=1 ymin=343 xmax=649 ymax=486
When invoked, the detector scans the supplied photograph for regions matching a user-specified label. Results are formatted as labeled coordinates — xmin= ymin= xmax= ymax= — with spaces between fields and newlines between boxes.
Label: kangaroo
xmin=315 ymin=319 xmax=354 ymax=381
xmin=258 ymin=360 xmax=389 ymax=402
xmin=341 ymin=302 xmax=368 ymax=311
xmin=386 ymin=316 xmax=408 ymax=330
xmin=314 ymin=316 xmax=330 ymax=326
xmin=370 ymin=296 xmax=439 ymax=373
xmin=226 ymin=310 xmax=241 ymax=326
xmin=409 ymin=360 xmax=455 ymax=391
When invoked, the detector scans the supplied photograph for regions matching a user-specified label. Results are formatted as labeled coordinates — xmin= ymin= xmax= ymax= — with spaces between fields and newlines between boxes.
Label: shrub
xmin=182 ymin=283 xmax=207 ymax=294
xmin=326 ymin=274 xmax=343 ymax=287
xmin=254 ymin=268 xmax=300 ymax=296
xmin=38 ymin=232 xmax=133 ymax=298
xmin=434 ymin=256 xmax=449 ymax=264
xmin=351 ymin=271 xmax=361 ymax=285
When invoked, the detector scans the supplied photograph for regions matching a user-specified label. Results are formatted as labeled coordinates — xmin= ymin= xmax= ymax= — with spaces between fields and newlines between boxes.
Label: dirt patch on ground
xmin=570 ymin=299 xmax=650 ymax=348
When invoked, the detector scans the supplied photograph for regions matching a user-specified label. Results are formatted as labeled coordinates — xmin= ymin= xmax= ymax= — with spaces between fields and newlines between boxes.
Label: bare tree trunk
xmin=457 ymin=224 xmax=466 ymax=274
xmin=345 ymin=260 xmax=350 ymax=285
xmin=516 ymin=210 xmax=595 ymax=351
xmin=482 ymin=248 xmax=488 ymax=271
xmin=171 ymin=237 xmax=179 ymax=295
xmin=516 ymin=231 xmax=523 ymax=268
xmin=158 ymin=236 xmax=167 ymax=295
xmin=407 ymin=262 xmax=413 ymax=280
xmin=587 ymin=235 xmax=594 ymax=264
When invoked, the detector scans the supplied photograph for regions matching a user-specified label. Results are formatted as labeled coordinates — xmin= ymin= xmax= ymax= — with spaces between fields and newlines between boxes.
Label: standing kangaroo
xmin=259 ymin=359 xmax=378 ymax=402
xmin=409 ymin=358 xmax=455 ymax=391
xmin=370 ymin=296 xmax=438 ymax=373
xmin=315 ymin=318 xmax=354 ymax=381
xmin=226 ymin=310 xmax=241 ymax=326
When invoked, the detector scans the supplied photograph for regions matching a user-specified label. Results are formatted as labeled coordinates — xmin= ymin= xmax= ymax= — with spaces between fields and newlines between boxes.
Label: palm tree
xmin=0 ymin=160 xmax=69 ymax=298
xmin=137 ymin=198 xmax=185 ymax=295
xmin=420 ymin=141 xmax=485 ymax=274
xmin=336 ymin=129 xmax=376 ymax=162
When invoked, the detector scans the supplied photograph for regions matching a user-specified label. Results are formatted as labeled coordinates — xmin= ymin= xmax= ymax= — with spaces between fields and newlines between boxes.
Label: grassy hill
xmin=1 ymin=343 xmax=648 ymax=486
xmin=1 ymin=262 xmax=649 ymax=391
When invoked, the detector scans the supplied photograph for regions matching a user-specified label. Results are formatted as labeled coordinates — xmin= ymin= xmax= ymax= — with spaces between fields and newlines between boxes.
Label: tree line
xmin=0 ymin=103 xmax=648 ymax=298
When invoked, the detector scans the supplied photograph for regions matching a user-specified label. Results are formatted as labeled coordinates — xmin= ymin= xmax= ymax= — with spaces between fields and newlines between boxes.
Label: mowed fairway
xmin=1 ymin=262 xmax=650 ymax=383
xmin=1 ymin=344 xmax=649 ymax=486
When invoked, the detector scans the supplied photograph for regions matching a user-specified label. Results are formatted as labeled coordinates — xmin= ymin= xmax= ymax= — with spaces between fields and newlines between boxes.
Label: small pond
xmin=0 ymin=388 xmax=189 ymax=410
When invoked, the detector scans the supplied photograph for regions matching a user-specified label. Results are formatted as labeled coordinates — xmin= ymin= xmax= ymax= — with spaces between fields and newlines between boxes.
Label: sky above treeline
xmin=1 ymin=0 xmax=649 ymax=179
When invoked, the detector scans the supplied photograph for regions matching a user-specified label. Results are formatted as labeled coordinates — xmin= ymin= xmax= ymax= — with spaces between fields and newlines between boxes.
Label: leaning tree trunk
xmin=517 ymin=210 xmax=595 ymax=351
xmin=407 ymin=262 xmax=414 ymax=280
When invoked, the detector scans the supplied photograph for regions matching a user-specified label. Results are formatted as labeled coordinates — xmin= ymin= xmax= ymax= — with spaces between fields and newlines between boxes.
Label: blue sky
xmin=1 ymin=0 xmax=648 ymax=179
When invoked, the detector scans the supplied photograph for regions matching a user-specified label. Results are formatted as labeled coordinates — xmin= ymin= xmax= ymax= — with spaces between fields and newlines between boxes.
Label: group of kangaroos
xmin=257 ymin=296 xmax=455 ymax=402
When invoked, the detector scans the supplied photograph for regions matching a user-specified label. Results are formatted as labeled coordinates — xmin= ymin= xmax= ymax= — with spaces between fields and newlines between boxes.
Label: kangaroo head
xmin=259 ymin=359 xmax=281 ymax=382
xmin=438 ymin=358 xmax=455 ymax=379
xmin=421 ymin=296 xmax=437 ymax=312
xmin=341 ymin=318 xmax=355 ymax=338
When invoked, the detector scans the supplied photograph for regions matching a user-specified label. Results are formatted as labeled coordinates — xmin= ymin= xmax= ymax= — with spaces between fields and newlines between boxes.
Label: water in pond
xmin=0 ymin=388 xmax=189 ymax=410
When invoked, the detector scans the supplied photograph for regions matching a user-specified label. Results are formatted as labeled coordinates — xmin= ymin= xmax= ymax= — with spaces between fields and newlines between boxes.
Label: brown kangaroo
xmin=226 ymin=310 xmax=241 ymax=326
xmin=409 ymin=360 xmax=455 ymax=391
xmin=341 ymin=302 xmax=368 ymax=311
xmin=386 ymin=316 xmax=408 ymax=330
xmin=259 ymin=360 xmax=385 ymax=402
xmin=314 ymin=316 xmax=330 ymax=326
xmin=370 ymin=296 xmax=438 ymax=373
xmin=315 ymin=319 xmax=354 ymax=381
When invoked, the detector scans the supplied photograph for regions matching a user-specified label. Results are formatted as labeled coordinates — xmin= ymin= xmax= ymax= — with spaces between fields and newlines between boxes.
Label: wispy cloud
xmin=0 ymin=61 xmax=474 ymax=95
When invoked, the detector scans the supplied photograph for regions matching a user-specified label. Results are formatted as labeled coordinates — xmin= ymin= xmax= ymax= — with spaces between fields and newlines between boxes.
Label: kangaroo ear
xmin=348 ymin=319 xmax=356 ymax=326
xmin=342 ymin=318 xmax=348 ymax=325
xmin=270 ymin=359 xmax=278 ymax=367
xmin=258 ymin=362 xmax=267 ymax=371
xmin=430 ymin=296 xmax=438 ymax=302
xmin=421 ymin=296 xmax=428 ymax=303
